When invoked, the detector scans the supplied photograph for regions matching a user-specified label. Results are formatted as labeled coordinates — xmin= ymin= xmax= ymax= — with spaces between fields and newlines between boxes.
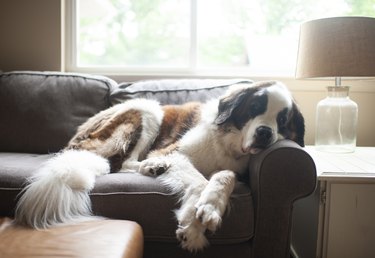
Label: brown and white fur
xmin=15 ymin=81 xmax=304 ymax=251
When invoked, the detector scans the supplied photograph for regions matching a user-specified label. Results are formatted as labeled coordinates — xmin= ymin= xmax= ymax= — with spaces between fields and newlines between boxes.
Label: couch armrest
xmin=248 ymin=140 xmax=316 ymax=258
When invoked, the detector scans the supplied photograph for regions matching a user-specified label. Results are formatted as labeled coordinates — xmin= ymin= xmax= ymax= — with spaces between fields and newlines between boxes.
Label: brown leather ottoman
xmin=0 ymin=218 xmax=143 ymax=258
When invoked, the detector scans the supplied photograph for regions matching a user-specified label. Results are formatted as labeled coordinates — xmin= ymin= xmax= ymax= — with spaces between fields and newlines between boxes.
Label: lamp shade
xmin=295 ymin=16 xmax=375 ymax=78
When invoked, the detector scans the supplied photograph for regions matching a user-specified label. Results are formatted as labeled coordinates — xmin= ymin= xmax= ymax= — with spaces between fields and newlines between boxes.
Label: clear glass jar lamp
xmin=315 ymin=82 xmax=358 ymax=153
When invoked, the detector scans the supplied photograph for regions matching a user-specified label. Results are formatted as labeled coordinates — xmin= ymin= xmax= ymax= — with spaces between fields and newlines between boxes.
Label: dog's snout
xmin=242 ymin=126 xmax=273 ymax=154
xmin=256 ymin=126 xmax=272 ymax=142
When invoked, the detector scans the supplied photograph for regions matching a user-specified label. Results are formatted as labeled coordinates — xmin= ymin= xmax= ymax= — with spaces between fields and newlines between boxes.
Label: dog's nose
xmin=255 ymin=126 xmax=272 ymax=143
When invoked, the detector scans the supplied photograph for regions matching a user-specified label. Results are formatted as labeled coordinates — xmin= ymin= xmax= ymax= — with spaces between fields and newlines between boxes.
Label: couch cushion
xmin=0 ymin=218 xmax=143 ymax=258
xmin=0 ymin=153 xmax=254 ymax=245
xmin=110 ymin=79 xmax=252 ymax=105
xmin=0 ymin=71 xmax=117 ymax=153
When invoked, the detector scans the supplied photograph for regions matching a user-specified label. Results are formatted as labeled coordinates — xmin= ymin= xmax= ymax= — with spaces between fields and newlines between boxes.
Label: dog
xmin=15 ymin=80 xmax=304 ymax=251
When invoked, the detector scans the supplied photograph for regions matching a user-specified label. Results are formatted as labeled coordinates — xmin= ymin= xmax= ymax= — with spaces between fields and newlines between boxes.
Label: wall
xmin=0 ymin=0 xmax=374 ymax=147
xmin=0 ymin=0 xmax=62 ymax=71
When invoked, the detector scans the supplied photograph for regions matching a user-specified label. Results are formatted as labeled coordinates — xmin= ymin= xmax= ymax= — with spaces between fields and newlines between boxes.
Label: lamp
xmin=295 ymin=16 xmax=375 ymax=153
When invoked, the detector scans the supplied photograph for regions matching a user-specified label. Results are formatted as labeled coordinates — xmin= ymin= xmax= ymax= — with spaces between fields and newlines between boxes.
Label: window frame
xmin=63 ymin=0 xmax=375 ymax=92
xmin=64 ymin=0 xmax=289 ymax=78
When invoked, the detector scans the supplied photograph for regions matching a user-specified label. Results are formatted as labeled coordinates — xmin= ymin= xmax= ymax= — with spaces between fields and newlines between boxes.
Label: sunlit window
xmin=68 ymin=0 xmax=375 ymax=76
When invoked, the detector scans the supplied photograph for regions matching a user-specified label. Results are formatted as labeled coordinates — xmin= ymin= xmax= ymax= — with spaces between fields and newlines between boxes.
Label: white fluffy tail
xmin=15 ymin=150 xmax=110 ymax=229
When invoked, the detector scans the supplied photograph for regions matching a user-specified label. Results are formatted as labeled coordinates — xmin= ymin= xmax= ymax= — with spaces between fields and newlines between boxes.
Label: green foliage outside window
xmin=77 ymin=0 xmax=375 ymax=70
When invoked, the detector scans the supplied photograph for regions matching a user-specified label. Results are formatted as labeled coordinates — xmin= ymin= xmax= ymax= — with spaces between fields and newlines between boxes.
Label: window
xmin=66 ymin=0 xmax=375 ymax=77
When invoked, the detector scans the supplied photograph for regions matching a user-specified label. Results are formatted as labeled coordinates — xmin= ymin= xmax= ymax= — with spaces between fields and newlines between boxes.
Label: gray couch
xmin=0 ymin=71 xmax=316 ymax=258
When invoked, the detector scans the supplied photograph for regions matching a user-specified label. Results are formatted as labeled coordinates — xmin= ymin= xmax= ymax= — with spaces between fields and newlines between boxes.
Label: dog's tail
xmin=15 ymin=149 xmax=110 ymax=229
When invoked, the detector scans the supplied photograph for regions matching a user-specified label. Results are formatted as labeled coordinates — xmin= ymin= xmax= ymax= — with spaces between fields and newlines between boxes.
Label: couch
xmin=0 ymin=71 xmax=316 ymax=258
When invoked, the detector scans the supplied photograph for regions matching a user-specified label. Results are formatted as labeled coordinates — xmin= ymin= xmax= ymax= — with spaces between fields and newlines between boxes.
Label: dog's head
xmin=215 ymin=81 xmax=305 ymax=155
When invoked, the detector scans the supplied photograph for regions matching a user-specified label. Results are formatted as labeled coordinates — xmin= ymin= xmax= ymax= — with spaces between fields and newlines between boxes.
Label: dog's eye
xmin=248 ymin=103 xmax=262 ymax=118
xmin=277 ymin=110 xmax=288 ymax=126
xmin=250 ymin=102 xmax=260 ymax=112
xmin=247 ymin=95 xmax=267 ymax=119
xmin=279 ymin=116 xmax=286 ymax=125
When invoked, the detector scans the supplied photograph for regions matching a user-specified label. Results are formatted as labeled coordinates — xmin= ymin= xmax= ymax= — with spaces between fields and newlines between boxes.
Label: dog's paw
xmin=195 ymin=203 xmax=222 ymax=232
xmin=138 ymin=157 xmax=170 ymax=176
xmin=176 ymin=223 xmax=208 ymax=252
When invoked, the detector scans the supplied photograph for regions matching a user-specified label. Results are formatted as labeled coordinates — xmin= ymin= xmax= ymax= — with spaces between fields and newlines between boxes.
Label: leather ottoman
xmin=0 ymin=218 xmax=143 ymax=258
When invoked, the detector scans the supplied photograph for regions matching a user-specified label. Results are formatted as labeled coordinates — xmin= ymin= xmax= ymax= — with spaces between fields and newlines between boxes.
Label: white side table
xmin=292 ymin=146 xmax=375 ymax=258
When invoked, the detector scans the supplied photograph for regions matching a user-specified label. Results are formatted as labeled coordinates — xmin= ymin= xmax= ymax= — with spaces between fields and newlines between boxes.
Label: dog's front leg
xmin=195 ymin=170 xmax=236 ymax=232
xmin=153 ymin=153 xmax=210 ymax=252
xmin=174 ymin=186 xmax=209 ymax=252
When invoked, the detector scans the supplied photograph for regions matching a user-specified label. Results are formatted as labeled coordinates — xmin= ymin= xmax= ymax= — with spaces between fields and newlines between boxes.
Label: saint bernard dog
xmin=15 ymin=80 xmax=304 ymax=251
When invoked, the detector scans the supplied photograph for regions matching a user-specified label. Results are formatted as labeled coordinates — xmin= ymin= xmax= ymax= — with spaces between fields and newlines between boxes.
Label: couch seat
xmin=0 ymin=152 xmax=254 ymax=245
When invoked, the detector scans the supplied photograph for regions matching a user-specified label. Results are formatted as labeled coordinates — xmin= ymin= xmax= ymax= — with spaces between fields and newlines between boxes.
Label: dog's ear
xmin=286 ymin=102 xmax=305 ymax=147
xmin=215 ymin=91 xmax=247 ymax=125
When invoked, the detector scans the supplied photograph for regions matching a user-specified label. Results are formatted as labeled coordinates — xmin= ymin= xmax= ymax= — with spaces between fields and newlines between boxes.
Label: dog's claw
xmin=195 ymin=203 xmax=222 ymax=232
xmin=176 ymin=223 xmax=208 ymax=252
xmin=155 ymin=166 xmax=167 ymax=175
xmin=138 ymin=158 xmax=170 ymax=176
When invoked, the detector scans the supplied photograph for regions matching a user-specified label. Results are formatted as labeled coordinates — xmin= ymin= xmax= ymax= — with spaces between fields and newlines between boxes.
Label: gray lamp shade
xmin=295 ymin=16 xmax=375 ymax=79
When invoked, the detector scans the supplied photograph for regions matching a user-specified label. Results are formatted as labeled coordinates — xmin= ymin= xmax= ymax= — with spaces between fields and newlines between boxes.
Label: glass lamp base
xmin=315 ymin=86 xmax=358 ymax=153
xmin=315 ymin=144 xmax=355 ymax=153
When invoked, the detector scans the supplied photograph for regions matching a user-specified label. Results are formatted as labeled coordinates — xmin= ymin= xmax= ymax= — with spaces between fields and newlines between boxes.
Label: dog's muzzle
xmin=255 ymin=126 xmax=273 ymax=145
xmin=243 ymin=126 xmax=273 ymax=154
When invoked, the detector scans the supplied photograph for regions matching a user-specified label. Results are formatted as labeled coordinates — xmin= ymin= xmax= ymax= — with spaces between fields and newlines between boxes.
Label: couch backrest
xmin=0 ymin=72 xmax=251 ymax=154
xmin=0 ymin=71 xmax=116 ymax=153
xmin=110 ymin=79 xmax=251 ymax=105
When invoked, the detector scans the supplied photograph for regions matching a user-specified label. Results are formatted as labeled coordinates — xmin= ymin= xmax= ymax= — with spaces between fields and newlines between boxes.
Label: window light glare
xmin=69 ymin=0 xmax=374 ymax=77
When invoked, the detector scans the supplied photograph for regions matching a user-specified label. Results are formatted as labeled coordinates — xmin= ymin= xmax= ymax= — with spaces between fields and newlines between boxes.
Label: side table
xmin=291 ymin=146 xmax=375 ymax=258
